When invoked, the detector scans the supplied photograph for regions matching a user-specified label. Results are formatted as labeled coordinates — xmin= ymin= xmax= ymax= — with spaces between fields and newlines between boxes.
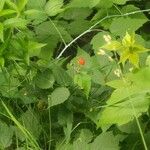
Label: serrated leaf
xmin=34 ymin=69 xmax=55 ymax=89
xmin=48 ymin=87 xmax=70 ymax=107
xmin=5 ymin=0 xmax=18 ymax=11
xmin=20 ymin=110 xmax=41 ymax=139
xmin=0 ymin=0 xmax=5 ymax=11
xmin=4 ymin=18 xmax=27 ymax=29
xmin=28 ymin=41 xmax=46 ymax=57
xmin=110 ymin=17 xmax=148 ymax=36
xmin=90 ymin=132 xmax=120 ymax=150
xmin=67 ymin=20 xmax=91 ymax=35
xmin=36 ymin=21 xmax=72 ymax=42
xmin=74 ymin=73 xmax=91 ymax=99
xmin=45 ymin=0 xmax=64 ymax=16
xmin=68 ymin=0 xmax=100 ymax=8
xmin=60 ymin=8 xmax=92 ymax=20
xmin=102 ymin=41 xmax=122 ymax=51
xmin=27 ymin=0 xmax=46 ymax=9
xmin=0 ymin=122 xmax=13 ymax=149
xmin=98 ymin=94 xmax=149 ymax=128
xmin=113 ymin=0 xmax=129 ymax=5
xmin=0 ymin=9 xmax=16 ymax=17
xmin=98 ymin=67 xmax=150 ymax=128
xmin=52 ymin=65 xmax=72 ymax=86
xmin=17 ymin=0 xmax=28 ymax=11
xmin=97 ymin=0 xmax=113 ymax=8
xmin=24 ymin=9 xmax=47 ymax=24
xmin=91 ymin=32 xmax=109 ymax=53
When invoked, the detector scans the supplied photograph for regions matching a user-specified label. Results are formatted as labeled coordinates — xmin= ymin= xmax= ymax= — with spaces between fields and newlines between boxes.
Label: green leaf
xmin=36 ymin=21 xmax=72 ymax=42
xmin=110 ymin=17 xmax=148 ymax=36
xmin=58 ymin=130 xmax=120 ymax=150
xmin=27 ymin=0 xmax=46 ymax=10
xmin=98 ymin=94 xmax=149 ymax=128
xmin=24 ymin=9 xmax=47 ymax=25
xmin=45 ymin=0 xmax=64 ymax=16
xmin=28 ymin=41 xmax=46 ymax=57
xmin=0 ymin=23 xmax=4 ymax=42
xmin=67 ymin=20 xmax=91 ymax=35
xmin=128 ymin=53 xmax=139 ymax=68
xmin=20 ymin=109 xmax=41 ymax=139
xmin=58 ymin=108 xmax=73 ymax=142
xmin=34 ymin=69 xmax=55 ymax=89
xmin=5 ymin=0 xmax=18 ymax=11
xmin=60 ymin=8 xmax=92 ymax=20
xmin=0 ymin=122 xmax=13 ymax=149
xmin=91 ymin=32 xmax=109 ymax=53
xmin=97 ymin=0 xmax=113 ymax=8
xmin=74 ymin=73 xmax=91 ymax=99
xmin=0 ymin=9 xmax=16 ymax=17
xmin=90 ymin=132 xmax=120 ymax=150
xmin=0 ymin=72 xmax=20 ymax=98
xmin=68 ymin=0 xmax=100 ymax=8
xmin=113 ymin=0 xmax=129 ymax=5
xmin=17 ymin=0 xmax=28 ymax=11
xmin=102 ymin=41 xmax=122 ymax=51
xmin=48 ymin=87 xmax=70 ymax=107
xmin=0 ymin=0 xmax=5 ymax=11
xmin=98 ymin=67 xmax=150 ymax=128
xmin=52 ymin=65 xmax=72 ymax=86
xmin=4 ymin=18 xmax=27 ymax=29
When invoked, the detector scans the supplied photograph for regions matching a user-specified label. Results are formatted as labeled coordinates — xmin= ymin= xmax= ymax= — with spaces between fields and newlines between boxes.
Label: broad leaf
xmin=17 ymin=0 xmax=28 ymax=11
xmin=110 ymin=17 xmax=148 ymax=36
xmin=0 ymin=9 xmax=16 ymax=17
xmin=45 ymin=0 xmax=64 ymax=16
xmin=74 ymin=73 xmax=91 ymax=99
xmin=27 ymin=0 xmax=46 ymax=9
xmin=68 ymin=0 xmax=100 ymax=8
xmin=28 ymin=41 xmax=46 ymax=57
xmin=98 ymin=67 xmax=150 ymax=128
xmin=0 ymin=0 xmax=5 ymax=11
xmin=5 ymin=0 xmax=18 ymax=11
xmin=34 ymin=69 xmax=55 ymax=89
xmin=91 ymin=32 xmax=109 ymax=53
xmin=48 ymin=87 xmax=70 ymax=107
xmin=20 ymin=109 xmax=41 ymax=139
xmin=0 ymin=122 xmax=13 ymax=149
xmin=113 ymin=0 xmax=129 ymax=5
xmin=4 ymin=18 xmax=27 ymax=29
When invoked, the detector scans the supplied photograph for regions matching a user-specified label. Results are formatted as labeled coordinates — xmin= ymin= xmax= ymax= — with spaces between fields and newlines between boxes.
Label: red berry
xmin=78 ymin=57 xmax=85 ymax=65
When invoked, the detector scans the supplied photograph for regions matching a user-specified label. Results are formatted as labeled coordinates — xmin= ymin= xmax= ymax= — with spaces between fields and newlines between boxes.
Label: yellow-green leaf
xmin=17 ymin=0 xmax=28 ymax=11
xmin=128 ymin=53 xmax=139 ymax=68
xmin=101 ymin=41 xmax=122 ymax=51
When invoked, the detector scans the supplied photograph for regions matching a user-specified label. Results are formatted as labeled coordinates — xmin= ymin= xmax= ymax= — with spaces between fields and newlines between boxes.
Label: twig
xmin=56 ymin=8 xmax=150 ymax=59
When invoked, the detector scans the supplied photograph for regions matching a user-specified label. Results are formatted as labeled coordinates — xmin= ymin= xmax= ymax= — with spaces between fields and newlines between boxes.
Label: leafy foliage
xmin=0 ymin=0 xmax=149 ymax=150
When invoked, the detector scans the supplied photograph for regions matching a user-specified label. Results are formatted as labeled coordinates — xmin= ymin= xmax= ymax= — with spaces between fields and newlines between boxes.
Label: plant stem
xmin=57 ymin=8 xmax=150 ymax=59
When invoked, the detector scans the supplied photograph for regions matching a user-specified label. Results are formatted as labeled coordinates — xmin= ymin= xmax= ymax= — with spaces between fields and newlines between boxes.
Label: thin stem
xmin=48 ymin=102 xmax=52 ymax=150
xmin=130 ymin=101 xmax=148 ymax=150
xmin=57 ymin=8 xmax=150 ymax=59
xmin=113 ymin=4 xmax=122 ymax=15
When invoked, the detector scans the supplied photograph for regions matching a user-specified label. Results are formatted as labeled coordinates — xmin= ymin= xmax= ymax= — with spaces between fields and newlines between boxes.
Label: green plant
xmin=0 ymin=0 xmax=150 ymax=150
